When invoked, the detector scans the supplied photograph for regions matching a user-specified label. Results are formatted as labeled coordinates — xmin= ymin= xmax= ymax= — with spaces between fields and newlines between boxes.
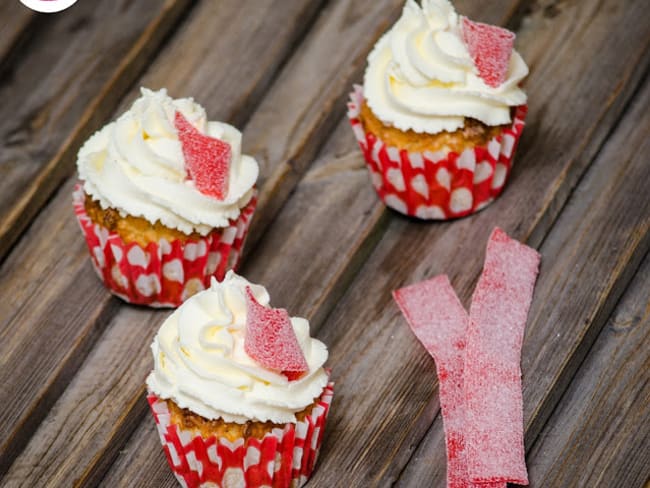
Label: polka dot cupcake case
xmin=348 ymin=86 xmax=527 ymax=220
xmin=73 ymin=184 xmax=257 ymax=307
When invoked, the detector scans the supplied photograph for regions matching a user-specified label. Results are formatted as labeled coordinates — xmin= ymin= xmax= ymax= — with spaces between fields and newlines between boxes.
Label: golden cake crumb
xmin=359 ymin=99 xmax=508 ymax=154
xmin=84 ymin=194 xmax=203 ymax=247
xmin=165 ymin=398 xmax=319 ymax=442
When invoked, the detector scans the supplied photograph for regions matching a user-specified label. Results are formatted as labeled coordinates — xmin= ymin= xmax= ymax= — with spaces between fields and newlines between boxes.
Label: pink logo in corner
xmin=20 ymin=0 xmax=78 ymax=13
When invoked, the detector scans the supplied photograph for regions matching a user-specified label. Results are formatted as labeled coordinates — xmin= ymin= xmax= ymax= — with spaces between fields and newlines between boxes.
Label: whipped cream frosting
xmin=146 ymin=271 xmax=329 ymax=424
xmin=77 ymin=88 xmax=258 ymax=235
xmin=364 ymin=0 xmax=528 ymax=134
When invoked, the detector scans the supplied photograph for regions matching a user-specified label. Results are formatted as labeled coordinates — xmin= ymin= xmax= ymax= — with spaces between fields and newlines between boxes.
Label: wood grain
xmin=0 ymin=0 xmax=192 ymax=263
xmin=307 ymin=0 xmax=650 ymax=484
xmin=111 ymin=0 xmax=326 ymax=128
xmin=0 ymin=3 xmax=34 ymax=70
xmin=527 ymin=254 xmax=649 ymax=488
xmin=2 ymin=307 xmax=162 ymax=487
xmin=0 ymin=0 xmax=323 ymax=480
xmin=0 ymin=179 xmax=121 ymax=478
xmin=396 ymin=70 xmax=650 ymax=488
xmin=240 ymin=0 xmax=406 ymax=248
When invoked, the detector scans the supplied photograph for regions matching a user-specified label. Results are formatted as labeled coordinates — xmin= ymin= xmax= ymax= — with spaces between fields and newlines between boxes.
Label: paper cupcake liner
xmin=73 ymin=184 xmax=257 ymax=307
xmin=347 ymin=85 xmax=527 ymax=219
xmin=147 ymin=383 xmax=334 ymax=488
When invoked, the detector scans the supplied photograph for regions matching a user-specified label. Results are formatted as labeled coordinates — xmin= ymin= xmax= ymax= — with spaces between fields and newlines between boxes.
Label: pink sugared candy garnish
xmin=244 ymin=287 xmax=308 ymax=380
xmin=461 ymin=17 xmax=515 ymax=88
xmin=174 ymin=111 xmax=230 ymax=200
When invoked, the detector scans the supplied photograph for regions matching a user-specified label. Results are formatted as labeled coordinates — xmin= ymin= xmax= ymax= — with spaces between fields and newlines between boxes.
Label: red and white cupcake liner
xmin=347 ymin=85 xmax=527 ymax=219
xmin=147 ymin=383 xmax=334 ymax=488
xmin=73 ymin=184 xmax=257 ymax=307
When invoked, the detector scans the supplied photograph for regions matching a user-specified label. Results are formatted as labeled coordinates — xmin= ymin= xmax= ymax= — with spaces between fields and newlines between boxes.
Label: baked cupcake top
xmin=364 ymin=0 xmax=528 ymax=134
xmin=77 ymin=88 xmax=258 ymax=235
xmin=146 ymin=271 xmax=329 ymax=424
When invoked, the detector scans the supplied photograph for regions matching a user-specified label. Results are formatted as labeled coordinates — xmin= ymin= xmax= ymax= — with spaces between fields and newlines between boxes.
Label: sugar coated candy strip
xmin=394 ymin=276 xmax=505 ymax=488
xmin=464 ymin=228 xmax=540 ymax=485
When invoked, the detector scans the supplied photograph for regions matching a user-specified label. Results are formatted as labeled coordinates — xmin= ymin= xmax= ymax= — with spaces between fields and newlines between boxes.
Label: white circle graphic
xmin=20 ymin=0 xmax=79 ymax=13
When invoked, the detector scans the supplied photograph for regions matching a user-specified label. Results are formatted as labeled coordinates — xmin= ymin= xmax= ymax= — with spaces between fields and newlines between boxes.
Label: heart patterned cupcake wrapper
xmin=73 ymin=183 xmax=257 ymax=307
xmin=347 ymin=85 xmax=527 ymax=219
xmin=148 ymin=383 xmax=334 ymax=488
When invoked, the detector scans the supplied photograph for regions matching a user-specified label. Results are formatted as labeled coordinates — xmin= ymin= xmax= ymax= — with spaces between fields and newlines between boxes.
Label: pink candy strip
xmin=393 ymin=276 xmax=505 ymax=488
xmin=464 ymin=228 xmax=540 ymax=485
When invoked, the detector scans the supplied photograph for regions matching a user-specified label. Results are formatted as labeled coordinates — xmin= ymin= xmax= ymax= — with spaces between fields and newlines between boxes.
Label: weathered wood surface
xmin=1 ymin=0 xmax=649 ymax=486
xmin=0 ymin=0 xmax=192 ymax=262
xmin=0 ymin=3 xmax=34 ymax=68
xmin=527 ymin=253 xmax=649 ymax=487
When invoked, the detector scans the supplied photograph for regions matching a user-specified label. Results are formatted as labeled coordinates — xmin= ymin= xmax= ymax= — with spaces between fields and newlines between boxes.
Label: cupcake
xmin=74 ymin=88 xmax=258 ymax=307
xmin=146 ymin=271 xmax=333 ymax=487
xmin=348 ymin=0 xmax=528 ymax=219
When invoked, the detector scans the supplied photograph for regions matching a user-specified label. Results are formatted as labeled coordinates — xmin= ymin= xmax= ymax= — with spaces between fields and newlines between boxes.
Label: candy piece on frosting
xmin=175 ymin=111 xmax=231 ymax=200
xmin=465 ymin=228 xmax=539 ymax=484
xmin=461 ymin=17 xmax=515 ymax=88
xmin=244 ymin=286 xmax=308 ymax=380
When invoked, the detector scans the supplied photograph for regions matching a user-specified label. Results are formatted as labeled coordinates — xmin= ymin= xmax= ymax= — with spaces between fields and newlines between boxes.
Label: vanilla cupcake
xmin=74 ymin=88 xmax=258 ymax=307
xmin=348 ymin=0 xmax=528 ymax=219
xmin=146 ymin=271 xmax=334 ymax=487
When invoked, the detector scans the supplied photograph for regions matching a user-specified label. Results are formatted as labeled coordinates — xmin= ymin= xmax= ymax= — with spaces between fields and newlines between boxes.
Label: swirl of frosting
xmin=77 ymin=88 xmax=258 ymax=235
xmin=146 ymin=271 xmax=329 ymax=424
xmin=364 ymin=0 xmax=528 ymax=134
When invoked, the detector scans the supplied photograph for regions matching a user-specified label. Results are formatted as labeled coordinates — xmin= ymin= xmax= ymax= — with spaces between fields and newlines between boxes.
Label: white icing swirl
xmin=364 ymin=0 xmax=528 ymax=133
xmin=146 ymin=271 xmax=329 ymax=424
xmin=77 ymin=88 xmax=258 ymax=235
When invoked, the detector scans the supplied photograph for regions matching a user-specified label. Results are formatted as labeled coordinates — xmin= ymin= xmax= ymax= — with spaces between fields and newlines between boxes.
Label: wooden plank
xmin=527 ymin=254 xmax=649 ymax=487
xmin=111 ymin=0 xmax=327 ymax=128
xmin=0 ymin=0 xmax=323 ymax=479
xmin=239 ymin=0 xmax=406 ymax=248
xmin=305 ymin=0 xmax=650 ymax=484
xmin=0 ymin=3 xmax=34 ymax=69
xmin=395 ymin=73 xmax=650 ymax=487
xmin=0 ymin=179 xmax=122 ymax=478
xmin=2 ymin=307 xmax=161 ymax=487
xmin=0 ymin=0 xmax=192 ymax=262
xmin=100 ymin=419 xmax=176 ymax=487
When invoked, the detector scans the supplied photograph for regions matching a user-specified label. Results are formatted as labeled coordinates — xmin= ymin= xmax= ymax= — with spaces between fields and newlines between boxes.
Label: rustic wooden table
xmin=0 ymin=0 xmax=648 ymax=486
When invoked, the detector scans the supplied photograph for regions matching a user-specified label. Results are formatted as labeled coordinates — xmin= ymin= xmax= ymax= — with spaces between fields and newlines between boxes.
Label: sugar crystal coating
xmin=244 ymin=287 xmax=308 ymax=379
xmin=461 ymin=18 xmax=515 ymax=88
xmin=464 ymin=227 xmax=540 ymax=484
xmin=175 ymin=111 xmax=230 ymax=200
